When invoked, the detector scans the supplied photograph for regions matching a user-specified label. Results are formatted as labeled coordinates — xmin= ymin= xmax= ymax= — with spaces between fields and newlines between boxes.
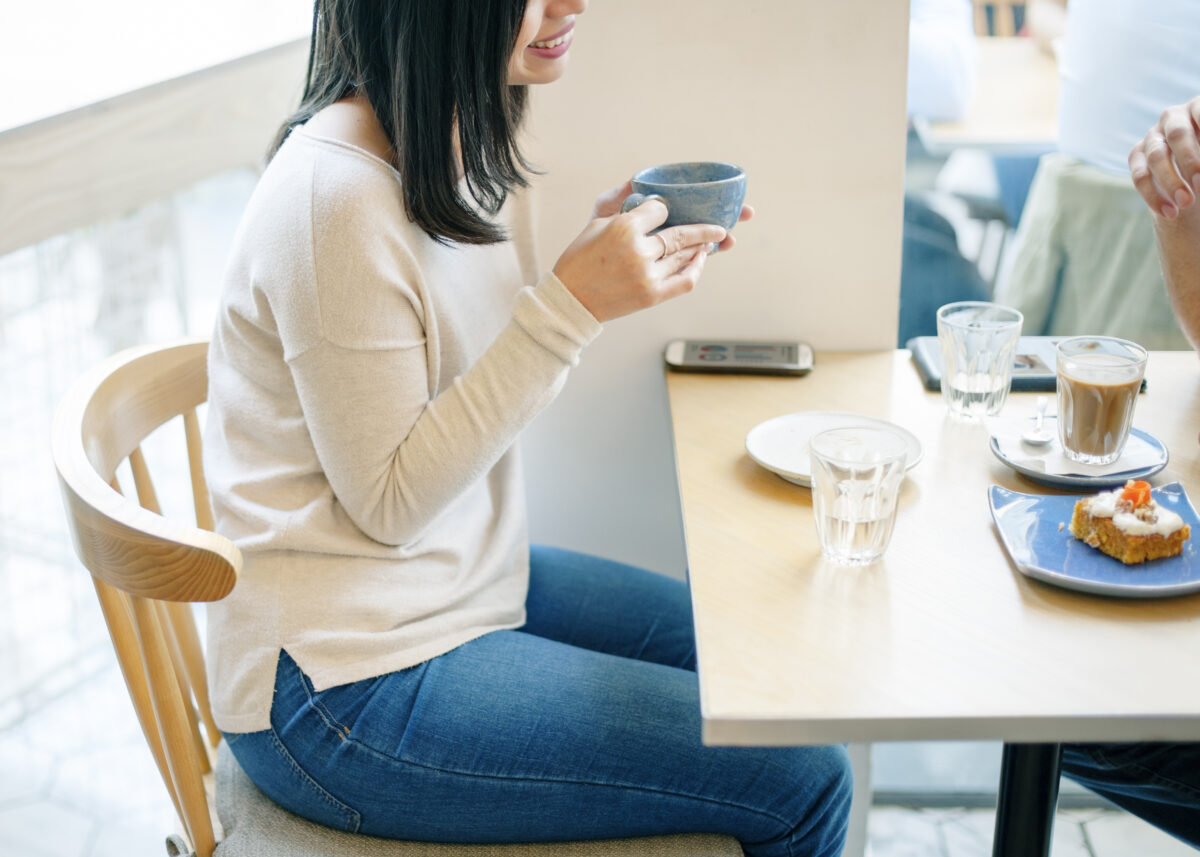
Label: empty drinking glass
xmin=936 ymin=301 xmax=1023 ymax=420
xmin=809 ymin=427 xmax=908 ymax=566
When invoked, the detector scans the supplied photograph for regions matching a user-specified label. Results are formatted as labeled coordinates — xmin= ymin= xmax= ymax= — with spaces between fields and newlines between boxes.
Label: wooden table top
xmin=914 ymin=37 xmax=1059 ymax=156
xmin=666 ymin=350 xmax=1200 ymax=746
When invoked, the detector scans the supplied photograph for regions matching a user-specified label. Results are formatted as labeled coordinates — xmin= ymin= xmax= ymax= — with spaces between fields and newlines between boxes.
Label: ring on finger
xmin=656 ymin=233 xmax=669 ymax=261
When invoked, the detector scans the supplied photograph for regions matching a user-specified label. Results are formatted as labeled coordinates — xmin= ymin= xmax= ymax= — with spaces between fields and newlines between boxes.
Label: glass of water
xmin=936 ymin=301 xmax=1023 ymax=420
xmin=809 ymin=427 xmax=908 ymax=566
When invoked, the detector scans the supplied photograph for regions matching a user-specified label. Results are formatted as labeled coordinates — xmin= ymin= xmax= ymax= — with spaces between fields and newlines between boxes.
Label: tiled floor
xmin=867 ymin=805 xmax=1195 ymax=857
xmin=0 ymin=658 xmax=177 ymax=857
xmin=0 ymin=171 xmax=1194 ymax=857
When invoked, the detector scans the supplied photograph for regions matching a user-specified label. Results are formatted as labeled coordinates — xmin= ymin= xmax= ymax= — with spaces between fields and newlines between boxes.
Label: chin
xmin=510 ymin=59 xmax=571 ymax=87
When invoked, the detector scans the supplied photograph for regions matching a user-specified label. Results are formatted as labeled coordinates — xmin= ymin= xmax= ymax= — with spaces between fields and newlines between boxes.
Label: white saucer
xmin=989 ymin=419 xmax=1169 ymax=489
xmin=745 ymin=411 xmax=923 ymax=487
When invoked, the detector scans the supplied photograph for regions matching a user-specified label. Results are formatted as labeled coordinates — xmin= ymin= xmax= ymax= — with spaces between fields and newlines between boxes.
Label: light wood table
xmin=914 ymin=37 xmax=1059 ymax=156
xmin=666 ymin=350 xmax=1200 ymax=856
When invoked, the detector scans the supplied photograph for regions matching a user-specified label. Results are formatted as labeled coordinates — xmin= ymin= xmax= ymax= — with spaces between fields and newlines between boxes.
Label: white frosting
xmin=1082 ymin=488 xmax=1185 ymax=536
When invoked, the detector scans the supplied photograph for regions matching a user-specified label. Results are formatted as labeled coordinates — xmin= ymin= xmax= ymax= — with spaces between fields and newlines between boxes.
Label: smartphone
xmin=664 ymin=339 xmax=814 ymax=376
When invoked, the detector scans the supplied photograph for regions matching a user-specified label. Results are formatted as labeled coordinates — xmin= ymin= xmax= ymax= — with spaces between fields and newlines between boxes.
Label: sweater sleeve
xmin=287 ymin=271 xmax=600 ymax=546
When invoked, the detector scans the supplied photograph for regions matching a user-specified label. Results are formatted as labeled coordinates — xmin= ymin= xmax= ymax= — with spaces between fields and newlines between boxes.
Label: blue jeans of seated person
xmin=897 ymin=194 xmax=990 ymax=347
xmin=1061 ymin=743 xmax=1200 ymax=849
xmin=223 ymin=545 xmax=853 ymax=857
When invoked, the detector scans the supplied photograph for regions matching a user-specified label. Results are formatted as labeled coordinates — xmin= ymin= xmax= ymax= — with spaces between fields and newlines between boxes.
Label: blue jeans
xmin=897 ymin=193 xmax=990 ymax=347
xmin=224 ymin=545 xmax=853 ymax=857
xmin=1062 ymin=743 xmax=1200 ymax=848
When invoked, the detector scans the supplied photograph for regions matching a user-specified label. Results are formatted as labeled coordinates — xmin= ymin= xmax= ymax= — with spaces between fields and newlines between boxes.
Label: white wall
xmin=522 ymin=1 xmax=911 ymax=577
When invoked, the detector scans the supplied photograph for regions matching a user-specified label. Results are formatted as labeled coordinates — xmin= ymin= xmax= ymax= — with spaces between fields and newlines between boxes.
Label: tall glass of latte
xmin=1056 ymin=337 xmax=1148 ymax=465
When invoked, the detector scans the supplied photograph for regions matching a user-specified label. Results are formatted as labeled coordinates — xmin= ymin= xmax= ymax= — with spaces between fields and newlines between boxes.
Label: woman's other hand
xmin=1130 ymin=96 xmax=1200 ymax=219
xmin=553 ymin=197 xmax=726 ymax=323
xmin=716 ymin=204 xmax=754 ymax=252
xmin=591 ymin=181 xmax=634 ymax=218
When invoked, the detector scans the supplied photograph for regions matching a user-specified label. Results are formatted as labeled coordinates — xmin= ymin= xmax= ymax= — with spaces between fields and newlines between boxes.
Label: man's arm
xmin=1129 ymin=96 xmax=1200 ymax=349
xmin=1154 ymin=212 xmax=1200 ymax=349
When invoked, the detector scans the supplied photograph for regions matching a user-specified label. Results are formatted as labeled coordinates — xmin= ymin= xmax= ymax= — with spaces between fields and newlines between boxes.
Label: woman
xmin=203 ymin=1 xmax=852 ymax=854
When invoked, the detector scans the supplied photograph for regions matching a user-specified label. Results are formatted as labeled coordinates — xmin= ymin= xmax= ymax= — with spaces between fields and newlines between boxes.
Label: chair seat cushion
xmin=213 ymin=742 xmax=743 ymax=857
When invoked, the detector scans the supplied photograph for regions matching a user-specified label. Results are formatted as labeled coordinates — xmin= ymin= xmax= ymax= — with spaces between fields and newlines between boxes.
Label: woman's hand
xmin=1129 ymin=96 xmax=1200 ymax=219
xmin=553 ymin=197 xmax=727 ymax=323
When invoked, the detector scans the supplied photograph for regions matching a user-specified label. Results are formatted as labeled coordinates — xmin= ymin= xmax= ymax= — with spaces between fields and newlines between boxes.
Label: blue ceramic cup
xmin=619 ymin=161 xmax=747 ymax=231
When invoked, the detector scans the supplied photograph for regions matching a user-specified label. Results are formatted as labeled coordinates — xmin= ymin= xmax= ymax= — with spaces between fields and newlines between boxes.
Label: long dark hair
xmin=270 ymin=0 xmax=534 ymax=245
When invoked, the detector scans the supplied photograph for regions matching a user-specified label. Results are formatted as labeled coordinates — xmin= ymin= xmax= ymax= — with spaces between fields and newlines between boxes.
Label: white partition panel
xmin=522 ymin=0 xmax=911 ymax=577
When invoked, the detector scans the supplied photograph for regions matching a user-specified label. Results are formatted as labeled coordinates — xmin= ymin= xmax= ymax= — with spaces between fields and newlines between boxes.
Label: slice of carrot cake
xmin=1069 ymin=480 xmax=1189 ymax=565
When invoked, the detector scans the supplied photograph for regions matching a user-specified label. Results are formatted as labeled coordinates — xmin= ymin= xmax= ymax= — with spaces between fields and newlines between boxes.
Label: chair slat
xmin=165 ymin=600 xmax=222 ymax=749
xmin=131 ymin=594 xmax=216 ymax=857
xmin=995 ymin=4 xmax=1016 ymax=36
xmin=131 ymin=423 xmax=221 ymax=751
xmin=184 ymin=409 xmax=215 ymax=532
xmin=201 ymin=769 xmax=225 ymax=843
xmin=93 ymin=577 xmax=185 ymax=825
xmin=973 ymin=1 xmax=989 ymax=35
xmin=129 ymin=445 xmax=162 ymax=515
xmin=157 ymin=600 xmax=213 ymax=776
xmin=971 ymin=0 xmax=1019 ymax=36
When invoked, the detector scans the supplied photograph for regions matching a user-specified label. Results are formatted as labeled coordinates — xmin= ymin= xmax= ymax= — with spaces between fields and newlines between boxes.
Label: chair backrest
xmin=52 ymin=336 xmax=240 ymax=857
xmin=971 ymin=0 xmax=1022 ymax=36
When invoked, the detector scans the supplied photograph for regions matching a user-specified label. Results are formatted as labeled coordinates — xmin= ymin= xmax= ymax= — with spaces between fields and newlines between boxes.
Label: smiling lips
xmin=528 ymin=23 xmax=574 ymax=58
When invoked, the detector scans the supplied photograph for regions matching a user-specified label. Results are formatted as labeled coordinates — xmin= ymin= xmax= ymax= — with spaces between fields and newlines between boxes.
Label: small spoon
xmin=1022 ymin=396 xmax=1053 ymax=446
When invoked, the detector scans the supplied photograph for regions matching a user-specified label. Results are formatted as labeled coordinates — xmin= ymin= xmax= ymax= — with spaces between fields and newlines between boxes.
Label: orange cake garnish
xmin=1119 ymin=480 xmax=1152 ymax=508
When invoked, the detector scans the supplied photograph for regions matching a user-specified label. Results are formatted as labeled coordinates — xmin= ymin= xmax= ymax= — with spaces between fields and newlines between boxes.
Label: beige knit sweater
xmin=203 ymin=128 xmax=601 ymax=733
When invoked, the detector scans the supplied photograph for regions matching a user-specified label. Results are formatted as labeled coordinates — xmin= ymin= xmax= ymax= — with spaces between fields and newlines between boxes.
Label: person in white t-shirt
xmin=203 ymin=1 xmax=853 ymax=854
xmin=994 ymin=0 xmax=1200 ymax=349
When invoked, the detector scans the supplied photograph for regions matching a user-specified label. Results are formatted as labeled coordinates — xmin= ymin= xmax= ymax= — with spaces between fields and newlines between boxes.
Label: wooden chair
xmin=52 ymin=337 xmax=744 ymax=857
xmin=971 ymin=0 xmax=1023 ymax=36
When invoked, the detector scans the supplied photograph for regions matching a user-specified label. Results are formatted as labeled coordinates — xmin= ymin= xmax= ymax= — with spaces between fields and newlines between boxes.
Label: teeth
xmin=533 ymin=33 xmax=570 ymax=49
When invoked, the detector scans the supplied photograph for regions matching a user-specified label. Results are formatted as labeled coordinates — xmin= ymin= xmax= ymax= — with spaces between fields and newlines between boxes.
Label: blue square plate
xmin=988 ymin=482 xmax=1200 ymax=598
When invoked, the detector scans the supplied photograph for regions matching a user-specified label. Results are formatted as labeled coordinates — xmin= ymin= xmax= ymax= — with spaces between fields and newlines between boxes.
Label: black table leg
xmin=991 ymin=742 xmax=1063 ymax=857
